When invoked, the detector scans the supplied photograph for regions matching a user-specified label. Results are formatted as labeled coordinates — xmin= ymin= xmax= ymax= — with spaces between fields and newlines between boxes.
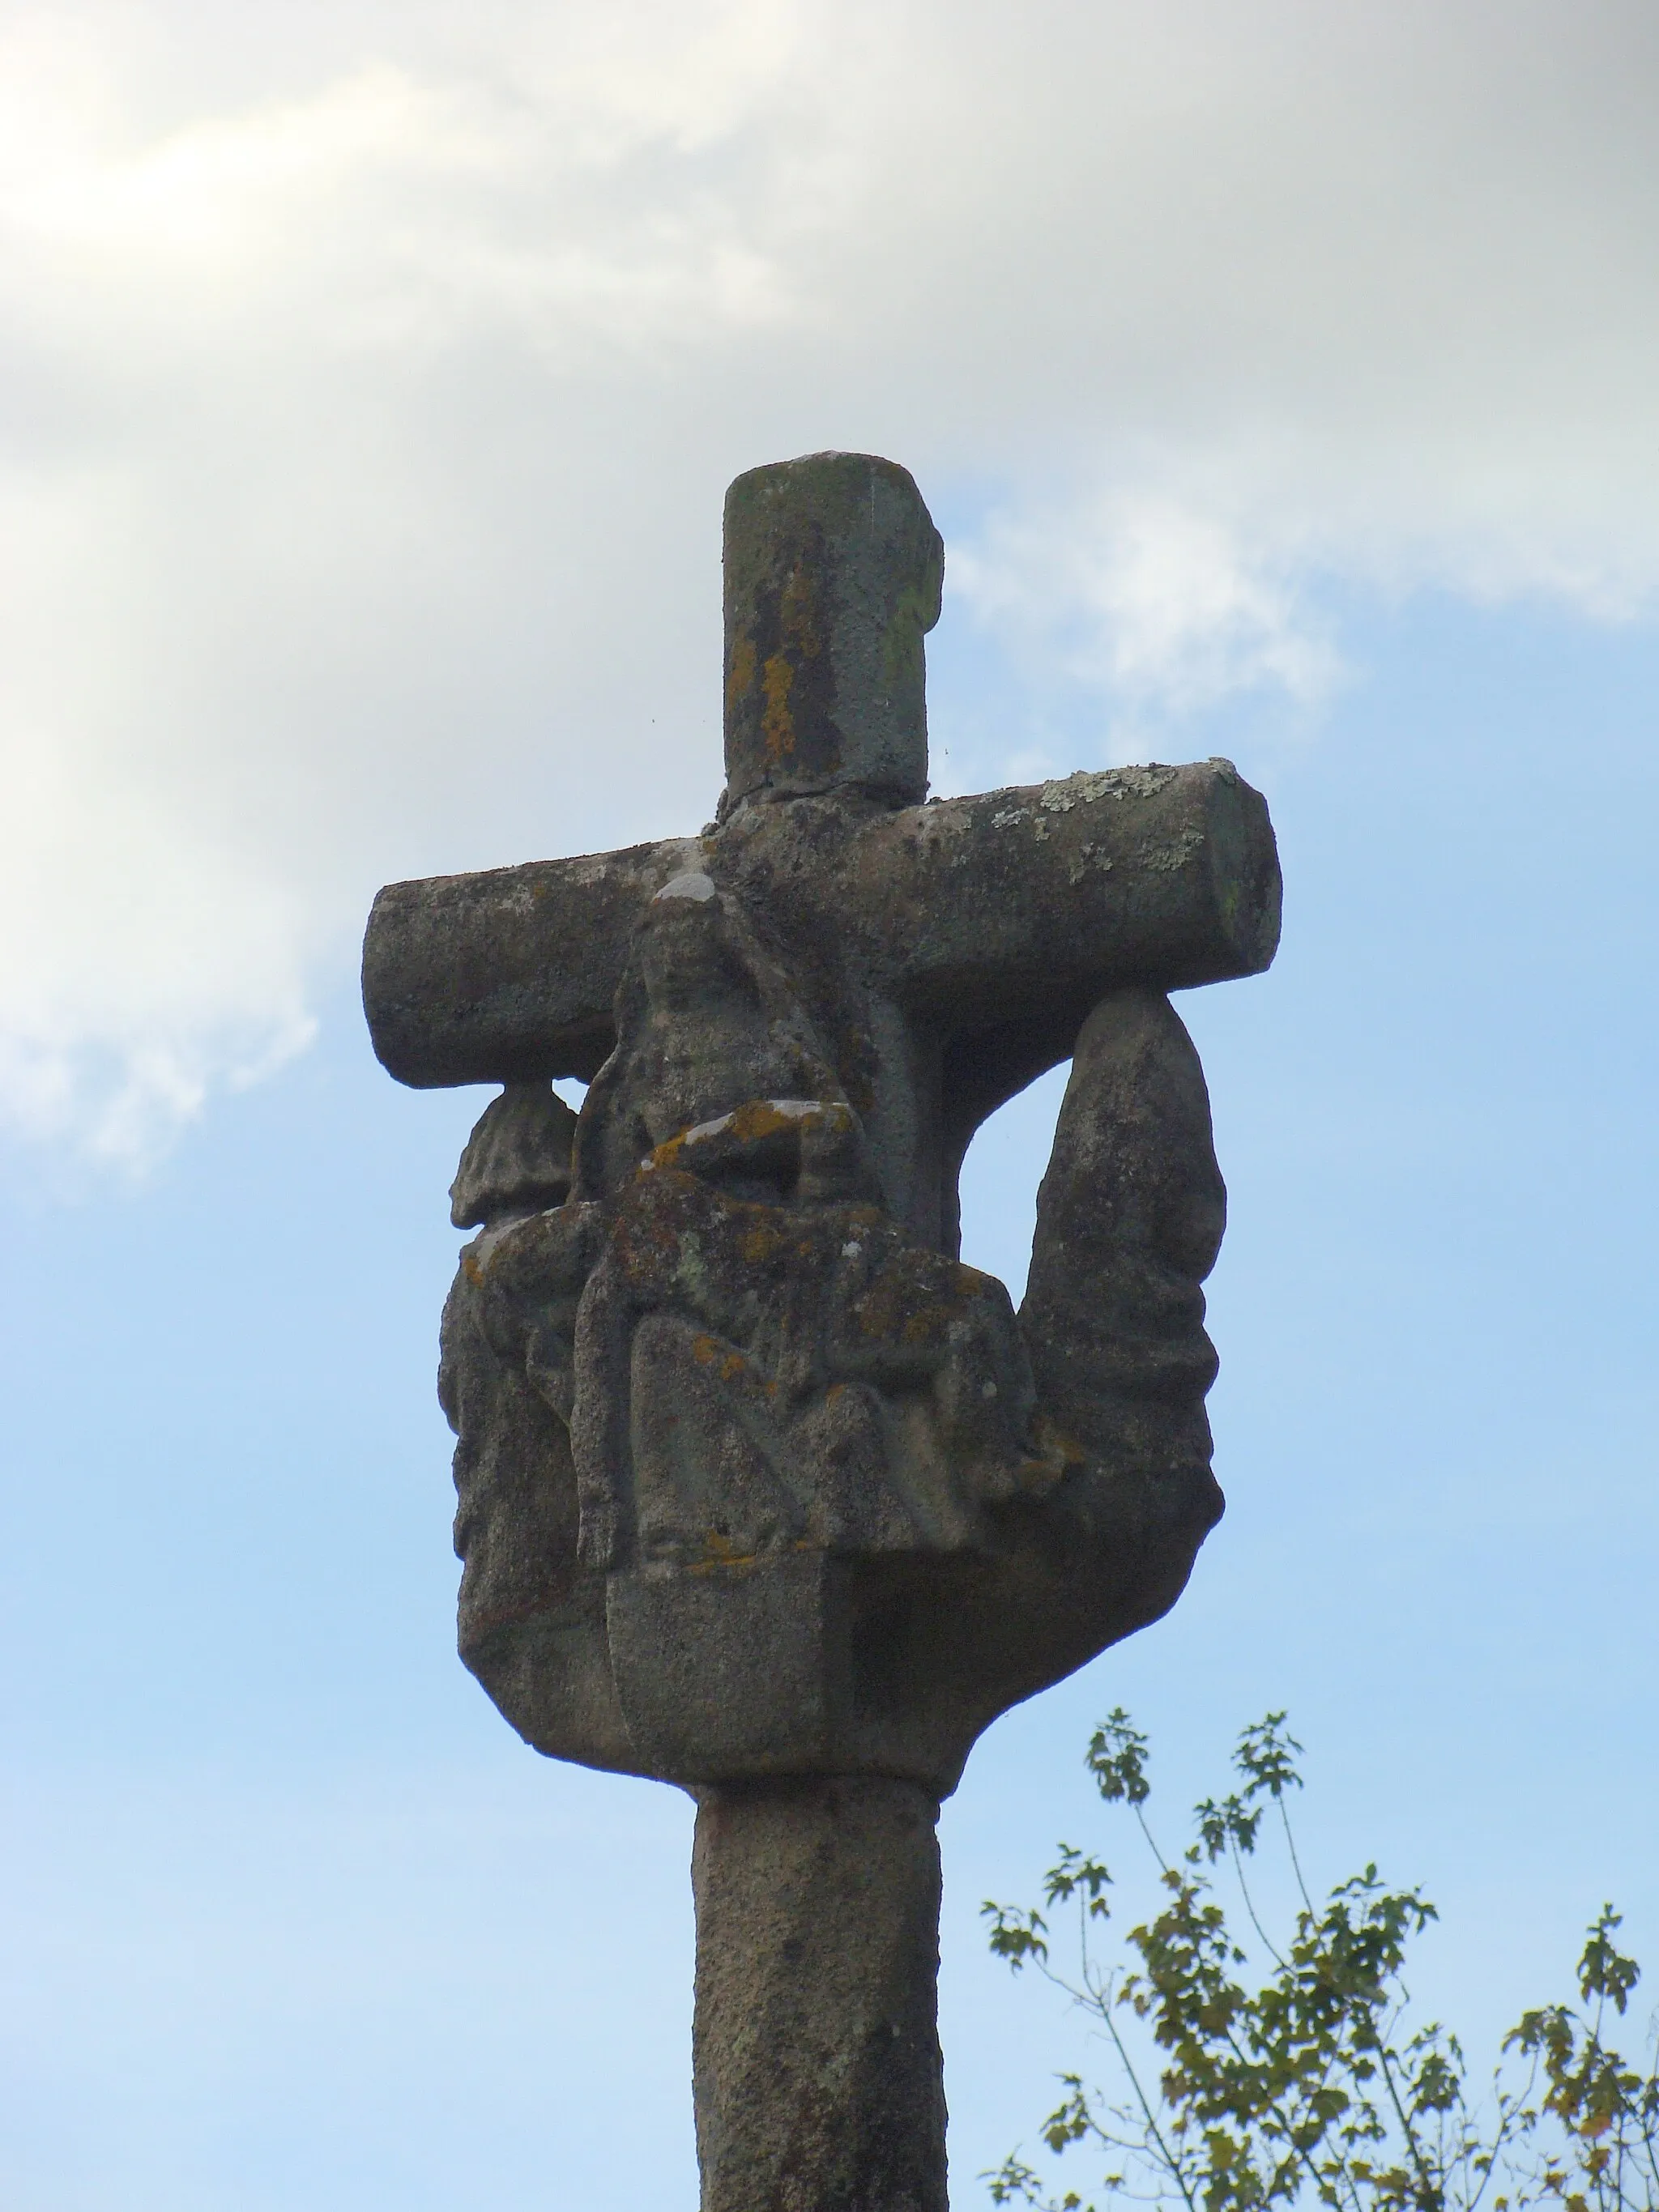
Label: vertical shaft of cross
xmin=691 ymin=1778 xmax=949 ymax=2212
xmin=722 ymin=450 xmax=944 ymax=811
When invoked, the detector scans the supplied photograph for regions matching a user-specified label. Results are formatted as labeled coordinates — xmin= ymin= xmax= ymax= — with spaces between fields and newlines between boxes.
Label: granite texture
xmin=692 ymin=1778 xmax=946 ymax=2212
xmin=366 ymin=451 xmax=1282 ymax=2209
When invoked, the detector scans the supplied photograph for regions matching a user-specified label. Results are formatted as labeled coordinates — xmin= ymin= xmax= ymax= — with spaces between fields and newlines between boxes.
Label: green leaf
xmin=1087 ymin=1709 xmax=1152 ymax=1808
xmin=1235 ymin=1713 xmax=1304 ymax=1803
xmin=1577 ymin=1905 xmax=1640 ymax=2015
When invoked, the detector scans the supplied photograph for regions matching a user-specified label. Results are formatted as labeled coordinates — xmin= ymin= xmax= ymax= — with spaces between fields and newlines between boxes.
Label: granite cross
xmin=363 ymin=451 xmax=1282 ymax=2212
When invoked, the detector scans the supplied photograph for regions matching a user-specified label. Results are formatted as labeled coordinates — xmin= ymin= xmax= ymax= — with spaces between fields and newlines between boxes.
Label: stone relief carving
xmin=431 ymin=841 xmax=1242 ymax=1792
xmin=366 ymin=450 xmax=1279 ymax=2212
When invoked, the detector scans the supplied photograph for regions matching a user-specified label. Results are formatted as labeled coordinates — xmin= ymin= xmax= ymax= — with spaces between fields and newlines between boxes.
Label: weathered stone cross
xmin=364 ymin=452 xmax=1280 ymax=2212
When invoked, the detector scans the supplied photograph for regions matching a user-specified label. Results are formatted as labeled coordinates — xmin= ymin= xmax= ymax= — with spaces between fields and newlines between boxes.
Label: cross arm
xmin=364 ymin=761 xmax=1277 ymax=1097
xmin=363 ymin=836 xmax=697 ymax=1087
xmin=854 ymin=757 xmax=1281 ymax=1034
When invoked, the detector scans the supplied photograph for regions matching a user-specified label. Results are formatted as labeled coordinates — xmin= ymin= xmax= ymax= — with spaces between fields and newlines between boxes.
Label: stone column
xmin=691 ymin=1777 xmax=948 ymax=2212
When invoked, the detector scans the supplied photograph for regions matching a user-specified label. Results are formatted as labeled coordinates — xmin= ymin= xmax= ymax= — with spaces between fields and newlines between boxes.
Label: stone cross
xmin=363 ymin=452 xmax=1281 ymax=2212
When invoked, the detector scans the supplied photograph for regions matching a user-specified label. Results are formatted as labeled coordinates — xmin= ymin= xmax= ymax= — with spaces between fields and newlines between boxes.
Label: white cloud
xmin=951 ymin=493 xmax=1343 ymax=726
xmin=0 ymin=728 xmax=317 ymax=1162
xmin=2 ymin=0 xmax=1657 ymax=1155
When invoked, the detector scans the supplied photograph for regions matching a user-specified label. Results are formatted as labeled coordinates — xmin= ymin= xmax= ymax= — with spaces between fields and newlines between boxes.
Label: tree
xmin=983 ymin=1711 xmax=1659 ymax=2212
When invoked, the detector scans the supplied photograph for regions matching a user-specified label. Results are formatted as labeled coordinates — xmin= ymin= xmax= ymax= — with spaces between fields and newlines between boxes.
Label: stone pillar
xmin=367 ymin=454 xmax=1281 ymax=2212
xmin=691 ymin=1777 xmax=948 ymax=2212
xmin=722 ymin=451 xmax=944 ymax=812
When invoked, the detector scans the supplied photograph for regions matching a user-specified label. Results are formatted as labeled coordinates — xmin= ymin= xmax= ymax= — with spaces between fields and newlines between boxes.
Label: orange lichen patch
xmin=648 ymin=1129 xmax=689 ymax=1172
xmin=1029 ymin=1415 xmax=1088 ymax=1471
xmin=778 ymin=562 xmax=821 ymax=656
xmin=614 ymin=1199 xmax=687 ymax=1267
xmin=741 ymin=1220 xmax=785 ymax=1264
xmin=854 ymin=1254 xmax=950 ymax=1340
xmin=731 ymin=1097 xmax=802 ymax=1141
xmin=689 ymin=1331 xmax=746 ymax=1383
xmin=687 ymin=1530 xmax=759 ymax=1576
xmin=726 ymin=634 xmax=757 ymax=710
xmin=761 ymin=653 xmax=795 ymax=759
xmin=853 ymin=1276 xmax=904 ymax=1337
xmin=672 ymin=1097 xmax=855 ymax=1154
xmin=901 ymin=1305 xmax=953 ymax=1345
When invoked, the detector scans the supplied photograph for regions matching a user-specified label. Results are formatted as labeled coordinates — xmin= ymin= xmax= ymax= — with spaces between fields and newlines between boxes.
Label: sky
xmin=1 ymin=3 xmax=1657 ymax=2207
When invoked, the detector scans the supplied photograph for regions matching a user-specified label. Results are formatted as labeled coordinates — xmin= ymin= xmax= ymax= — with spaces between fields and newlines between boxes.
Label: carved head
xmin=636 ymin=872 xmax=751 ymax=1015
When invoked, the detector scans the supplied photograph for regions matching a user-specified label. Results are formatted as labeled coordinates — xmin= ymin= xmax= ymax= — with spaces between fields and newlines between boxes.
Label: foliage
xmin=983 ymin=1711 xmax=1658 ymax=2212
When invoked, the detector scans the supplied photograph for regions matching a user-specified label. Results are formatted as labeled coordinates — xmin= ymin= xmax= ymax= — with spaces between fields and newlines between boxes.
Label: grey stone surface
xmin=722 ymin=451 xmax=943 ymax=811
xmin=693 ymin=1779 xmax=946 ymax=2212
xmin=447 ymin=1081 xmax=577 ymax=1229
xmin=363 ymin=761 xmax=1277 ymax=1099
xmin=368 ymin=452 xmax=1281 ymax=2208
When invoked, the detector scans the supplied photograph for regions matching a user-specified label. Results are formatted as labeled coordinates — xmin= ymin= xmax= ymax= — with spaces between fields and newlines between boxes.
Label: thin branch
xmin=1229 ymin=1831 xmax=1289 ymax=1971
xmin=1278 ymin=1793 xmax=1315 ymax=1919
xmin=1133 ymin=1801 xmax=1171 ymax=1877
xmin=1462 ymin=2082 xmax=1523 ymax=2212
xmin=1095 ymin=1993 xmax=1202 ymax=2212
xmin=1375 ymin=2037 xmax=1441 ymax=2211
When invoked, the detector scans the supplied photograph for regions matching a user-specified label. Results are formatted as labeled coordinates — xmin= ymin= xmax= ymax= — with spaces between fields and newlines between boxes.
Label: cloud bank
xmin=2 ymin=0 xmax=1656 ymax=1156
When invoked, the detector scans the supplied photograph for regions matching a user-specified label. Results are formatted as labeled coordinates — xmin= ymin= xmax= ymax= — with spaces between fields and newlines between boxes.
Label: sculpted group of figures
xmin=367 ymin=452 xmax=1282 ymax=1804
xmin=439 ymin=880 xmax=1222 ymax=1792
xmin=366 ymin=451 xmax=1280 ymax=2211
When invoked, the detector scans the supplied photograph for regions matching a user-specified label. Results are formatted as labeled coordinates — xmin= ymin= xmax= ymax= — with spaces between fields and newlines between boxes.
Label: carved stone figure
xmin=365 ymin=451 xmax=1281 ymax=2212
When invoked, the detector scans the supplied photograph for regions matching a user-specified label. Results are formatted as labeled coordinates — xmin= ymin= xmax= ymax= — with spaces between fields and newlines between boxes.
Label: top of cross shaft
xmin=722 ymin=452 xmax=944 ymax=814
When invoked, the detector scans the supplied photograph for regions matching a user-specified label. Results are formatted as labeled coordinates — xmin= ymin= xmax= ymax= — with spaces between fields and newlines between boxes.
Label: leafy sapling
xmin=983 ymin=1714 xmax=1657 ymax=2212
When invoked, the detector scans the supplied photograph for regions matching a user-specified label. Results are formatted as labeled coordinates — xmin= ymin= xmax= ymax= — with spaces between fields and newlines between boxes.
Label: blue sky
xmin=2 ymin=6 xmax=1658 ymax=2208
xmin=5 ymin=581 xmax=1655 ymax=2210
